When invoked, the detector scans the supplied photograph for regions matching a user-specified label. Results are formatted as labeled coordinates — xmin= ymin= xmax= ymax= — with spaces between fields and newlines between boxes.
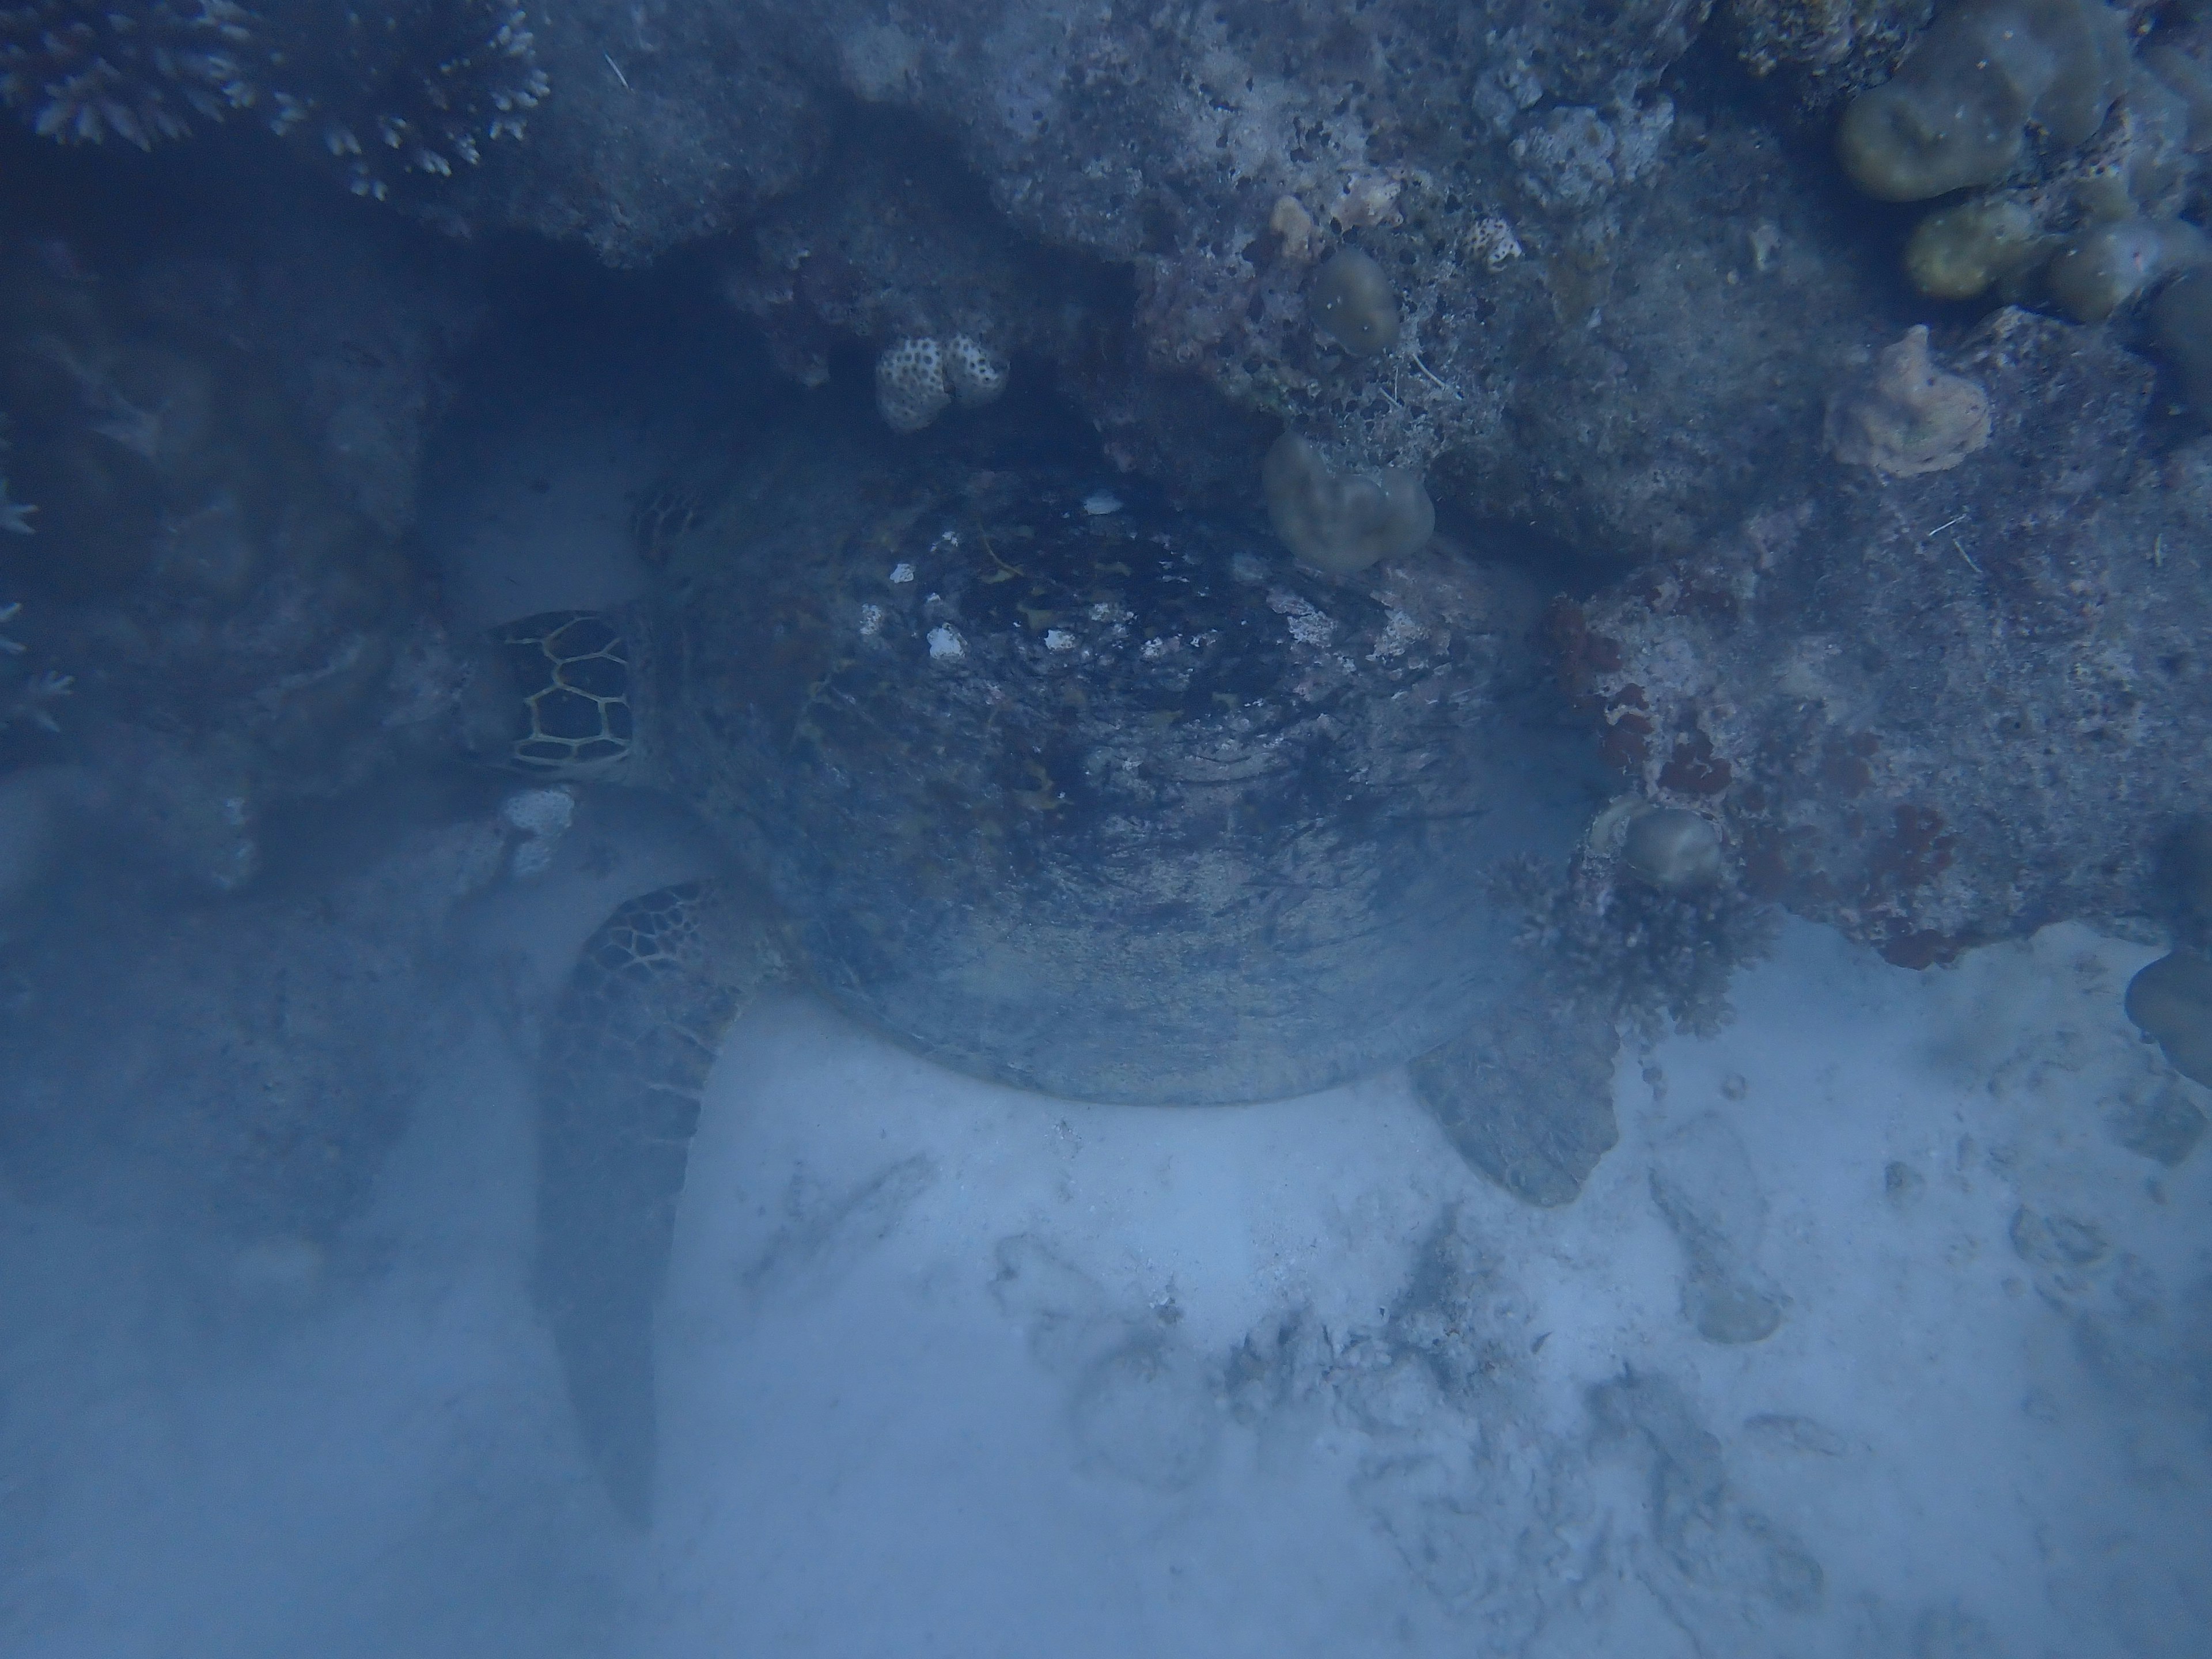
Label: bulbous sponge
xmin=2047 ymin=219 xmax=2211 ymax=324
xmin=873 ymin=334 xmax=1006 ymax=433
xmin=1824 ymin=326 xmax=1991 ymax=478
xmin=1836 ymin=0 xmax=2131 ymax=201
xmin=1622 ymin=809 xmax=1725 ymax=892
xmin=1262 ymin=434 xmax=1433 ymax=575
xmin=1308 ymin=248 xmax=1401 ymax=356
xmin=1903 ymin=197 xmax=2047 ymax=301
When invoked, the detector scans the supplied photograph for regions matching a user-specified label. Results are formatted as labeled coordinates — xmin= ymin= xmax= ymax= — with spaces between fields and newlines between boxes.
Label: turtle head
xmin=471 ymin=609 xmax=638 ymax=779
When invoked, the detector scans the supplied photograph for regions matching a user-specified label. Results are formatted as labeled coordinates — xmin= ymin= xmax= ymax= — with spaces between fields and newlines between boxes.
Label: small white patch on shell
xmin=889 ymin=562 xmax=916 ymax=584
xmin=501 ymin=786 xmax=574 ymax=839
xmin=1082 ymin=490 xmax=1123 ymax=516
xmin=927 ymin=624 xmax=966 ymax=661
xmin=1044 ymin=628 xmax=1077 ymax=652
xmin=858 ymin=603 xmax=884 ymax=637
xmin=1141 ymin=637 xmax=1175 ymax=660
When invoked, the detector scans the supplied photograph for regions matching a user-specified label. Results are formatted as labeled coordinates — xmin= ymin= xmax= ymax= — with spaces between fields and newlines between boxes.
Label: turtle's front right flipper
xmin=533 ymin=878 xmax=782 ymax=1524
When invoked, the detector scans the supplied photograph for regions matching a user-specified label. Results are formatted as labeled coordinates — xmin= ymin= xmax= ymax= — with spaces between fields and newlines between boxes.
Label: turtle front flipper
xmin=534 ymin=878 xmax=783 ymax=1524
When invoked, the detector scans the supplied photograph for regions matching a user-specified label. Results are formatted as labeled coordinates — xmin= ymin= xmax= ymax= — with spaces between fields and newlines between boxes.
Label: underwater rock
xmin=0 ymin=810 xmax=506 ymax=1236
xmin=1824 ymin=325 xmax=1991 ymax=477
xmin=0 ymin=236 xmax=479 ymax=882
xmin=1566 ymin=307 xmax=2206 ymax=965
xmin=2153 ymin=268 xmax=2212 ymax=414
xmin=1718 ymin=0 xmax=1936 ymax=123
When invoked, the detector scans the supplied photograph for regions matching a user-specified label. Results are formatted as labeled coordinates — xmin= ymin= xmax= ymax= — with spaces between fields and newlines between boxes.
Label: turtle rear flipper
xmin=535 ymin=878 xmax=783 ymax=1524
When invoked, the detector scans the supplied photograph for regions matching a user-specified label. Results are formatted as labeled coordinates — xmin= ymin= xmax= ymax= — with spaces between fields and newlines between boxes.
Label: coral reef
xmin=1555 ymin=308 xmax=2211 ymax=967
xmin=403 ymin=1 xmax=1876 ymax=552
xmin=0 ymin=0 xmax=256 ymax=146
xmin=0 ymin=228 xmax=479 ymax=888
xmin=1831 ymin=0 xmax=2212 ymax=407
xmin=1717 ymin=0 xmax=1935 ymax=123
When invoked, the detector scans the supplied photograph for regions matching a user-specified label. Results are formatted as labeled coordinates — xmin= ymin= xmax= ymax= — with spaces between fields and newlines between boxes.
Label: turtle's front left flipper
xmin=533 ymin=877 xmax=783 ymax=1524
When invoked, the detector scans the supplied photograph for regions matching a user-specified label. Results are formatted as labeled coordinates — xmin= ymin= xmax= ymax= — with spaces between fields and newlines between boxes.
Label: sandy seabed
xmin=3 ymin=901 xmax=2205 ymax=1659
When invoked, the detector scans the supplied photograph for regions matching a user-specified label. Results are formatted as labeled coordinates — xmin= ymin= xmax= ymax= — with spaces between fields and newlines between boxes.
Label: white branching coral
xmin=0 ymin=604 xmax=71 ymax=733
xmin=0 ymin=0 xmax=256 ymax=147
xmin=0 ymin=2 xmax=548 ymax=200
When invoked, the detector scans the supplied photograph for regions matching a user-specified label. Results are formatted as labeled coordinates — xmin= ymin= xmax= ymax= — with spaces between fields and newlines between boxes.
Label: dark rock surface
xmin=1557 ymin=310 xmax=2212 ymax=967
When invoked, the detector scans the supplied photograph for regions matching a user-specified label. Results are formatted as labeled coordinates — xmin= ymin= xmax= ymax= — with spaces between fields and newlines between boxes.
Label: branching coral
xmin=0 ymin=1 xmax=548 ymax=200
xmin=0 ymin=0 xmax=256 ymax=146
xmin=0 ymin=604 xmax=72 ymax=733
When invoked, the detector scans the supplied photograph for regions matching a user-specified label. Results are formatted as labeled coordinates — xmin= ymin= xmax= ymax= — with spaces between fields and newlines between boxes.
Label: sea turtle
xmin=493 ymin=423 xmax=1608 ymax=1520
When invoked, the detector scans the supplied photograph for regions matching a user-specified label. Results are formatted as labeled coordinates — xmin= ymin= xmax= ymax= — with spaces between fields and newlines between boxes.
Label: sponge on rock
xmin=1262 ymin=434 xmax=1433 ymax=575
xmin=1836 ymin=0 xmax=2131 ymax=201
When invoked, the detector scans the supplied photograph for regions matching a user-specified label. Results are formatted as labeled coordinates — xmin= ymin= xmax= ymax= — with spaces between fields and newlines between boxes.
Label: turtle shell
xmin=645 ymin=433 xmax=1594 ymax=1104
